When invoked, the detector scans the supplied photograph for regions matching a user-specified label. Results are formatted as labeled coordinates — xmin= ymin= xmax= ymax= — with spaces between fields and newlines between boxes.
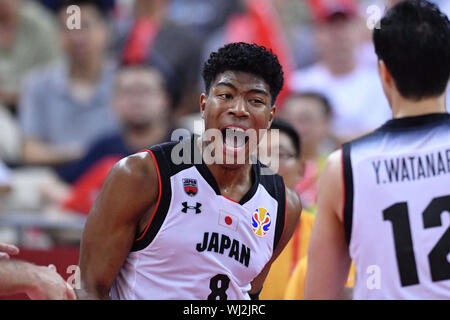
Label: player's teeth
xmin=225 ymin=129 xmax=246 ymax=147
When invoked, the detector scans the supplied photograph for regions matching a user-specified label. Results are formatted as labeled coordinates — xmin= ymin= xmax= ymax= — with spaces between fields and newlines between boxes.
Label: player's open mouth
xmin=221 ymin=127 xmax=250 ymax=156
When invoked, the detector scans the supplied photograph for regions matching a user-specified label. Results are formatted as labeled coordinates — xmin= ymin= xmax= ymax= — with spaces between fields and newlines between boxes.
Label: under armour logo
xmin=181 ymin=202 xmax=202 ymax=214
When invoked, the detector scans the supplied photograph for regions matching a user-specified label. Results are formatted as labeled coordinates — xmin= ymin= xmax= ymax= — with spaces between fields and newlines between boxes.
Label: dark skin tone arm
xmin=76 ymin=151 xmax=158 ymax=300
xmin=249 ymin=187 xmax=302 ymax=296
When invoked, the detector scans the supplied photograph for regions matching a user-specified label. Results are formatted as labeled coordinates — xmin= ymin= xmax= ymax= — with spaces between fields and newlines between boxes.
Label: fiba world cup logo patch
xmin=251 ymin=207 xmax=271 ymax=237
xmin=183 ymin=178 xmax=198 ymax=197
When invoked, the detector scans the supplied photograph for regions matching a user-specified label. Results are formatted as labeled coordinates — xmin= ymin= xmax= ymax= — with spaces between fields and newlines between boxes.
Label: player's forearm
xmin=304 ymin=273 xmax=347 ymax=299
xmin=304 ymin=250 xmax=351 ymax=300
xmin=0 ymin=260 xmax=43 ymax=296
xmin=75 ymin=282 xmax=111 ymax=300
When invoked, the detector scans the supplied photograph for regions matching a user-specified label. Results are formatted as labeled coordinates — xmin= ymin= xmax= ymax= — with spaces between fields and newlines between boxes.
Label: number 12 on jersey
xmin=383 ymin=195 xmax=450 ymax=286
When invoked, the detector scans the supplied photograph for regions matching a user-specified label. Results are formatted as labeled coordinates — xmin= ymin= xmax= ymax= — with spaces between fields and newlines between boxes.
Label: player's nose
xmin=228 ymin=97 xmax=250 ymax=118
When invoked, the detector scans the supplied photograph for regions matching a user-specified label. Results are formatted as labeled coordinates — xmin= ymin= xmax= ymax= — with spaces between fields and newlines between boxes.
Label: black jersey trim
xmin=131 ymin=145 xmax=173 ymax=252
xmin=258 ymin=165 xmax=286 ymax=251
xmin=273 ymin=181 xmax=287 ymax=251
xmin=341 ymin=144 xmax=354 ymax=246
xmin=380 ymin=113 xmax=450 ymax=130
xmin=239 ymin=162 xmax=260 ymax=205
xmin=195 ymin=162 xmax=221 ymax=195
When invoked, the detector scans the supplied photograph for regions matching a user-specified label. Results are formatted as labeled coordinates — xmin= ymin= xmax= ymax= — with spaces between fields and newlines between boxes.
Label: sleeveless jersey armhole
xmin=273 ymin=178 xmax=287 ymax=252
xmin=341 ymin=143 xmax=354 ymax=246
xmin=131 ymin=146 xmax=172 ymax=252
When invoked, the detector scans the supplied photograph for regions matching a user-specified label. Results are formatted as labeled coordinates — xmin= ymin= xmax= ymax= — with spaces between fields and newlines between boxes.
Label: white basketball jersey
xmin=342 ymin=113 xmax=450 ymax=299
xmin=110 ymin=137 xmax=286 ymax=300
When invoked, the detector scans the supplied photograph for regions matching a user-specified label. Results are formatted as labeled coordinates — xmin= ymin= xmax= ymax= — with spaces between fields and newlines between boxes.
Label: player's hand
xmin=25 ymin=265 xmax=76 ymax=300
xmin=0 ymin=243 xmax=19 ymax=260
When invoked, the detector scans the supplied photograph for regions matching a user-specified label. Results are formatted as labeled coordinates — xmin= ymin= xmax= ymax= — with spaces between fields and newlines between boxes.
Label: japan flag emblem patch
xmin=218 ymin=210 xmax=239 ymax=232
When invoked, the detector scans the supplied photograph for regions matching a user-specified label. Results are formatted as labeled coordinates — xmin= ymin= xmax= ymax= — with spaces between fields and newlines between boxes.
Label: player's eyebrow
xmin=215 ymin=81 xmax=237 ymax=91
xmin=215 ymin=81 xmax=269 ymax=96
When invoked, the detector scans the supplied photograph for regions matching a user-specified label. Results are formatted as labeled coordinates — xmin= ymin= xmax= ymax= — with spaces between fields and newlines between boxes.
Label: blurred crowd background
xmin=0 ymin=0 xmax=448 ymax=298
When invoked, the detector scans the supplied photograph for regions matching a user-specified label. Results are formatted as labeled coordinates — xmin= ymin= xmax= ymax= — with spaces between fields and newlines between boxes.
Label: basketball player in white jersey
xmin=75 ymin=43 xmax=302 ymax=299
xmin=305 ymin=0 xmax=450 ymax=299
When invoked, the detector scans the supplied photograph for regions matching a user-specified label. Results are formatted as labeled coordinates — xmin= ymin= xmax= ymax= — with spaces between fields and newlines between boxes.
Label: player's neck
xmin=195 ymin=135 xmax=254 ymax=200
xmin=207 ymin=162 xmax=253 ymax=200
xmin=391 ymin=93 xmax=447 ymax=119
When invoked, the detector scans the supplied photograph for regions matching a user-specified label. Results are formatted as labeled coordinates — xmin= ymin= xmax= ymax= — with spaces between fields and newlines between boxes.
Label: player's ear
xmin=378 ymin=60 xmax=393 ymax=88
xmin=267 ymin=104 xmax=277 ymax=129
xmin=378 ymin=60 xmax=395 ymax=103
xmin=200 ymin=93 xmax=207 ymax=119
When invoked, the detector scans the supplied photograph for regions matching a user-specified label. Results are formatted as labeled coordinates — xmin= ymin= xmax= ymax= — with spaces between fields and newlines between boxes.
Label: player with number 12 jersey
xmin=343 ymin=113 xmax=450 ymax=299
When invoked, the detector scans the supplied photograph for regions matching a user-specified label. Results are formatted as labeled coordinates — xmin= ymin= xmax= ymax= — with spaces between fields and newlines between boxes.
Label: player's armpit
xmin=249 ymin=186 xmax=302 ymax=295
xmin=76 ymin=151 xmax=159 ymax=300
xmin=304 ymin=149 xmax=351 ymax=300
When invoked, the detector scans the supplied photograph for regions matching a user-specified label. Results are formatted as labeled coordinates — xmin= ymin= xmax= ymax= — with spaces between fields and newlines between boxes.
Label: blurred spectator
xmin=284 ymin=254 xmax=356 ymax=300
xmin=0 ymin=104 xmax=21 ymax=163
xmin=0 ymin=161 xmax=11 ymax=236
xmin=167 ymin=0 xmax=241 ymax=38
xmin=0 ymin=0 xmax=60 ymax=110
xmin=19 ymin=0 xmax=119 ymax=167
xmin=42 ymin=63 xmax=172 ymax=214
xmin=0 ymin=161 xmax=12 ymax=200
xmin=290 ymin=0 xmax=391 ymax=142
xmin=279 ymin=92 xmax=335 ymax=213
xmin=202 ymin=0 xmax=295 ymax=107
xmin=274 ymin=0 xmax=320 ymax=69
xmin=117 ymin=0 xmax=203 ymax=119
xmin=257 ymin=118 xmax=315 ymax=300
xmin=57 ymin=63 xmax=172 ymax=185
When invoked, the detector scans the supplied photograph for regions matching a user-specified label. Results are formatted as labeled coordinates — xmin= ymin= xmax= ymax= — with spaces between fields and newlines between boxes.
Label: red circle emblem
xmin=225 ymin=216 xmax=233 ymax=225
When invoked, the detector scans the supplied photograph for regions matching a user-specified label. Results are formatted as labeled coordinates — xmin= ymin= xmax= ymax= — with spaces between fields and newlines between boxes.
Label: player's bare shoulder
xmin=323 ymin=148 xmax=342 ymax=174
xmin=90 ymin=150 xmax=160 ymax=222
xmin=317 ymin=148 xmax=344 ymax=221
xmin=109 ymin=151 xmax=158 ymax=193
xmin=114 ymin=151 xmax=157 ymax=180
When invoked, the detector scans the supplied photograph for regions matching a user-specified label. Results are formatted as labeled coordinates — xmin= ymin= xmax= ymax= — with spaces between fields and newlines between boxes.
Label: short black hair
xmin=56 ymin=0 xmax=109 ymax=19
xmin=202 ymin=42 xmax=284 ymax=106
xmin=373 ymin=0 xmax=450 ymax=100
xmin=270 ymin=118 xmax=301 ymax=159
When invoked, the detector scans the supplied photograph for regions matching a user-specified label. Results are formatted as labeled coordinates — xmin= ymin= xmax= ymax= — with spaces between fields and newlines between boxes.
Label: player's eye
xmin=218 ymin=93 xmax=233 ymax=100
xmin=249 ymin=98 xmax=265 ymax=105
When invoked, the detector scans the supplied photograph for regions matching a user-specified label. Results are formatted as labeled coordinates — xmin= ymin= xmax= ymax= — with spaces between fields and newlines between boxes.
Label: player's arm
xmin=0 ymin=243 xmax=19 ymax=260
xmin=0 ymin=259 xmax=75 ymax=300
xmin=249 ymin=187 xmax=302 ymax=298
xmin=304 ymin=149 xmax=351 ymax=299
xmin=75 ymin=151 xmax=159 ymax=300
